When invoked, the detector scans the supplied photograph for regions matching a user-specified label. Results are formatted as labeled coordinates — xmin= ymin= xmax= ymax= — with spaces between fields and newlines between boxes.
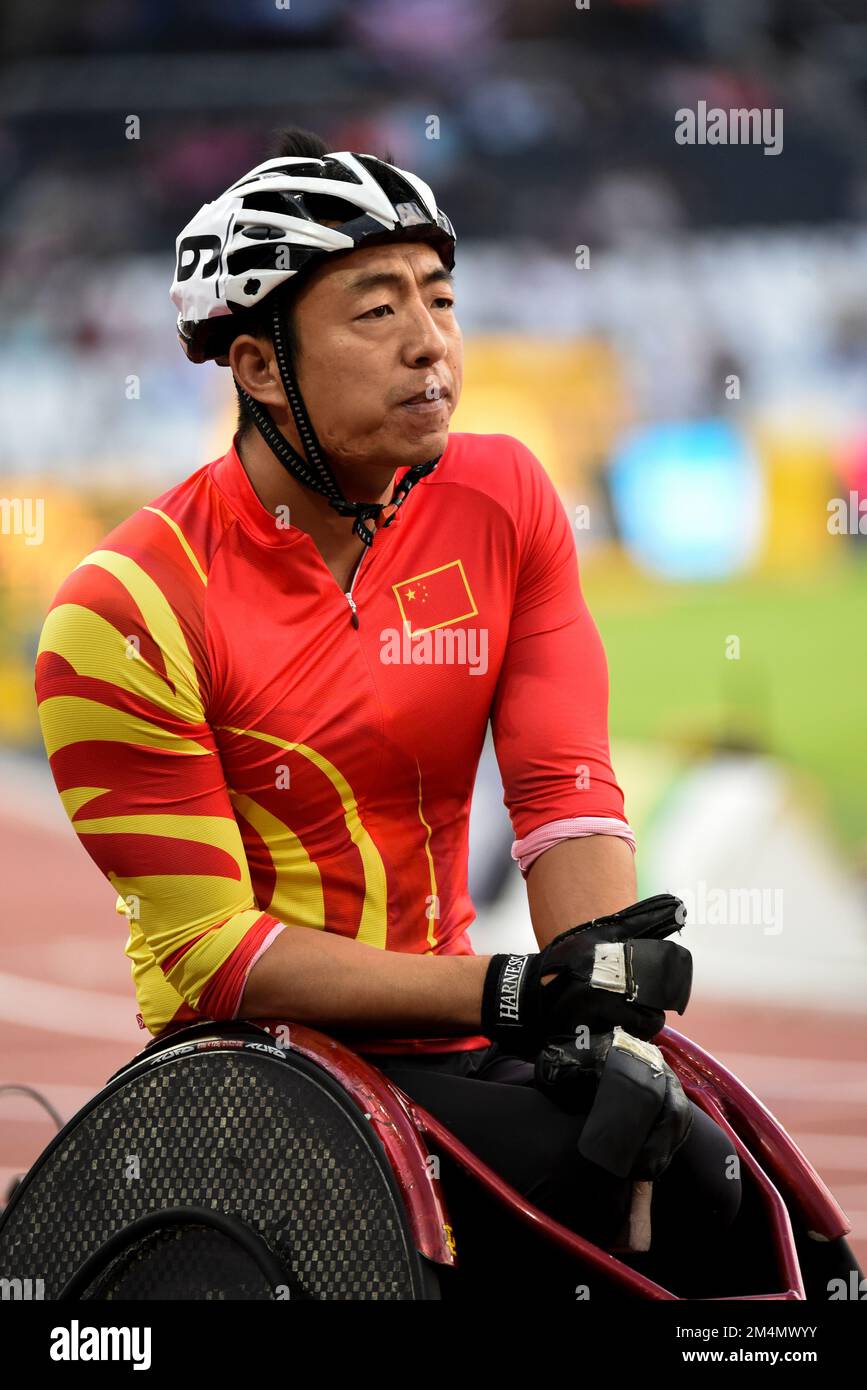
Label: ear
xmin=227 ymin=333 xmax=285 ymax=412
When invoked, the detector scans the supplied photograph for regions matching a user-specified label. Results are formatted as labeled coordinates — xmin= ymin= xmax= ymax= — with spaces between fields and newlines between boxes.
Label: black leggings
xmin=368 ymin=1041 xmax=743 ymax=1297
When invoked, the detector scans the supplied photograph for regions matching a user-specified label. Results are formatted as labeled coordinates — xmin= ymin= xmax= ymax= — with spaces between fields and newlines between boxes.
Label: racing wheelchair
xmin=0 ymin=1016 xmax=860 ymax=1301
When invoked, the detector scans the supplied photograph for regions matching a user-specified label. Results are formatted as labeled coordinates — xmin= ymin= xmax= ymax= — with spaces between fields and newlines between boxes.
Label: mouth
xmin=398 ymin=386 xmax=451 ymax=415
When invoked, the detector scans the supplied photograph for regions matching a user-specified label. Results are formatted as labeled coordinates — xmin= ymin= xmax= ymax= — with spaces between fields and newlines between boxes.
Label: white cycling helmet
xmin=170 ymin=150 xmax=456 ymax=365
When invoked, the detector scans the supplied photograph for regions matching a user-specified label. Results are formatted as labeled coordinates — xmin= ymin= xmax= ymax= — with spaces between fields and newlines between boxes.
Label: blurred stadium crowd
xmin=1 ymin=1 xmax=866 ymax=461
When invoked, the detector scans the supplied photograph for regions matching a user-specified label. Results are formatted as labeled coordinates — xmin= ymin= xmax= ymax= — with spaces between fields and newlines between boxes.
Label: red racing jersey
xmin=34 ymin=431 xmax=630 ymax=1054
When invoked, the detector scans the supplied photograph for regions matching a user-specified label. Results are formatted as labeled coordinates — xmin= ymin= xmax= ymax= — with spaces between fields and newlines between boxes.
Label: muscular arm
xmin=240 ymin=928 xmax=489 ymax=1034
xmin=526 ymin=834 xmax=637 ymax=950
xmin=240 ymin=837 xmax=636 ymax=1027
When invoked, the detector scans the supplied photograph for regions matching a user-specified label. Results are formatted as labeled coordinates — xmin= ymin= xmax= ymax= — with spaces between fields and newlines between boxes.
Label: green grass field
xmin=586 ymin=556 xmax=867 ymax=856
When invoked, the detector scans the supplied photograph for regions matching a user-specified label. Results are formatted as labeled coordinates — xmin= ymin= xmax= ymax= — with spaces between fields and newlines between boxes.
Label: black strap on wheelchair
xmin=57 ymin=1205 xmax=312 ymax=1301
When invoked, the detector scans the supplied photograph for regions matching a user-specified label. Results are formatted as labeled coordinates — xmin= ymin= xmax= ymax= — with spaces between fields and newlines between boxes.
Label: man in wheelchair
xmin=28 ymin=127 xmax=854 ymax=1301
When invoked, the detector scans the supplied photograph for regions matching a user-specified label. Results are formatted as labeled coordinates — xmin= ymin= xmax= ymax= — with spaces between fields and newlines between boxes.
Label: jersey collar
xmin=210 ymin=435 xmax=421 ymax=549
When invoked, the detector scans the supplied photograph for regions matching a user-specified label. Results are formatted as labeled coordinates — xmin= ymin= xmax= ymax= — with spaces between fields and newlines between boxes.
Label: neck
xmin=236 ymin=428 xmax=397 ymax=553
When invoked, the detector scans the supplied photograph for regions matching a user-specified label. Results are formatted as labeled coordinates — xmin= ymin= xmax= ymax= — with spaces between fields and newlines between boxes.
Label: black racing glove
xmin=534 ymin=1027 xmax=695 ymax=1181
xmin=480 ymin=893 xmax=691 ymax=1062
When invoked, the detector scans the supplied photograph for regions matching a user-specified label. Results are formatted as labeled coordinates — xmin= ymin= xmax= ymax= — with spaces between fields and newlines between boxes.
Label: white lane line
xmin=0 ymin=971 xmax=140 ymax=1041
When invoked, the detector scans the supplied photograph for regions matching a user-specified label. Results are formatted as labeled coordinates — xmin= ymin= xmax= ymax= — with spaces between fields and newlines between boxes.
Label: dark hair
xmin=235 ymin=127 xmax=331 ymax=439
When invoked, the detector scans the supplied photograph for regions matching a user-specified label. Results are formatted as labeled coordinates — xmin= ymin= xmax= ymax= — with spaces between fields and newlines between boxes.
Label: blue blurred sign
xmin=609 ymin=419 xmax=764 ymax=580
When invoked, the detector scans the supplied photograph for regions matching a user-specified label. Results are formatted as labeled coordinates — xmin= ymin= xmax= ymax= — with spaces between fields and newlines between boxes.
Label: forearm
xmin=239 ymin=923 xmax=490 ymax=1036
xmin=526 ymin=834 xmax=638 ymax=949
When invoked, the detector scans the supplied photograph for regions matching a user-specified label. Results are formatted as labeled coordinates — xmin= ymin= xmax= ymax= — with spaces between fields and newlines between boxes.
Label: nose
xmin=402 ymin=296 xmax=448 ymax=369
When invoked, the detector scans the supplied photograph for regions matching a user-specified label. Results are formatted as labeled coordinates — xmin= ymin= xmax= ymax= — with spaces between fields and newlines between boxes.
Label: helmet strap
xmin=235 ymin=303 xmax=440 ymax=546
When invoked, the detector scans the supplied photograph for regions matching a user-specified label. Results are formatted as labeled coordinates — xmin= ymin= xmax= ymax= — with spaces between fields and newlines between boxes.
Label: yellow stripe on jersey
xmin=37 ymin=602 xmax=202 ymax=721
xmin=70 ymin=549 xmax=204 ymax=717
xmin=162 ymin=908 xmax=266 ymax=1009
xmin=59 ymin=785 xmax=111 ymax=820
xmin=143 ymin=506 xmax=209 ymax=588
xmin=124 ymin=915 xmax=193 ymax=1027
xmin=71 ymin=812 xmax=251 ymax=869
xmin=229 ymin=790 xmax=326 ymax=928
xmin=416 ymin=760 xmax=439 ymax=950
xmin=37 ymin=695 xmax=212 ymax=759
xmin=106 ymin=867 xmax=261 ymax=1000
xmin=219 ymin=724 xmax=388 ymax=949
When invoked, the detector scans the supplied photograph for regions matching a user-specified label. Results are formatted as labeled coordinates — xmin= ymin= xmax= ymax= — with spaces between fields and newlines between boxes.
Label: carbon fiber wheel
xmin=0 ymin=1028 xmax=441 ymax=1300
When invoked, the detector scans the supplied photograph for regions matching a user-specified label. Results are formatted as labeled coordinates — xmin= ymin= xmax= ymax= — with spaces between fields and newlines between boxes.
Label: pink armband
xmin=511 ymin=817 xmax=637 ymax=877
xmin=230 ymin=922 xmax=287 ymax=1019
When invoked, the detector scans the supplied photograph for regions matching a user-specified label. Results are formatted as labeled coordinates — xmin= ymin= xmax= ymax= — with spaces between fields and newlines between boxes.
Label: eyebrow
xmin=343 ymin=265 xmax=455 ymax=296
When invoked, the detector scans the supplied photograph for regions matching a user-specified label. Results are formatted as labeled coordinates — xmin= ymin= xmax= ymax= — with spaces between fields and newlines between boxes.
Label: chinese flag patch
xmin=392 ymin=560 xmax=479 ymax=635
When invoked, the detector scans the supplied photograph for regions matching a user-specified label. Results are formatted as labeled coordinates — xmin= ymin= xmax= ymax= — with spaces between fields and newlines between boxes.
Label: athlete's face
xmin=288 ymin=240 xmax=463 ymax=472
